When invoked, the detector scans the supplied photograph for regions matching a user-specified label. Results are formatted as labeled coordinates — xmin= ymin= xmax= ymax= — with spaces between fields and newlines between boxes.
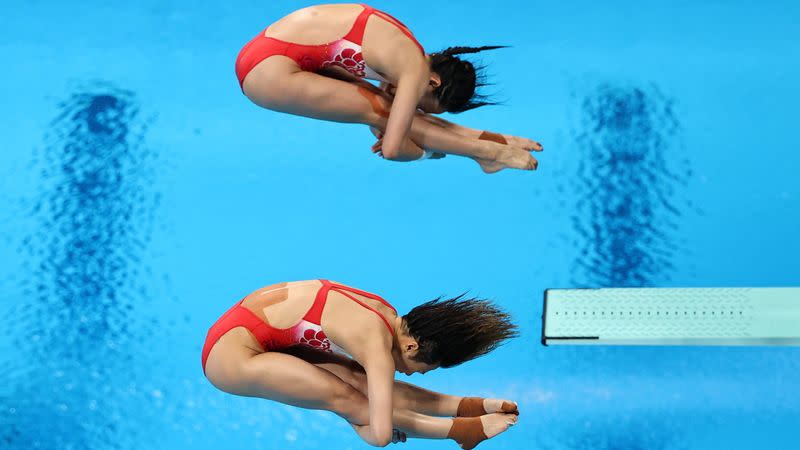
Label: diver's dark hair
xmin=402 ymin=294 xmax=518 ymax=368
xmin=429 ymin=45 xmax=507 ymax=113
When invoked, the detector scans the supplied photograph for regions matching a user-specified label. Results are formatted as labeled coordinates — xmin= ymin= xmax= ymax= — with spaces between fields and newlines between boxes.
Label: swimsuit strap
xmin=372 ymin=10 xmax=419 ymax=45
xmin=329 ymin=284 xmax=397 ymax=336
xmin=343 ymin=4 xmax=424 ymax=54
xmin=329 ymin=281 xmax=398 ymax=313
xmin=342 ymin=4 xmax=375 ymax=45
xmin=304 ymin=279 xmax=397 ymax=336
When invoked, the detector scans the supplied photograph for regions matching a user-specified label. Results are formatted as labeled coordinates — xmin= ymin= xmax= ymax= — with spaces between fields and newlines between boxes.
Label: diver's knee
xmin=205 ymin=360 xmax=248 ymax=396
xmin=345 ymin=362 xmax=368 ymax=394
xmin=329 ymin=382 xmax=367 ymax=419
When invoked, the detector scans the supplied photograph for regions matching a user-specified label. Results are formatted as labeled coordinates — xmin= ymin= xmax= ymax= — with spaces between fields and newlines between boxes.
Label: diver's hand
xmin=372 ymin=137 xmax=385 ymax=158
xmin=371 ymin=135 xmax=444 ymax=160
xmin=379 ymin=82 xmax=397 ymax=99
xmin=392 ymin=429 xmax=407 ymax=444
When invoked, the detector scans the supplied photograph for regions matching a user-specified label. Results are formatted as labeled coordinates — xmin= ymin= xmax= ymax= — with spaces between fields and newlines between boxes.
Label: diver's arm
xmin=369 ymin=126 xmax=444 ymax=160
xmin=353 ymin=334 xmax=395 ymax=447
xmin=355 ymin=80 xmax=497 ymax=160
xmin=354 ymin=80 xmax=537 ymax=169
xmin=374 ymin=81 xmax=542 ymax=153
xmin=379 ymin=64 xmax=430 ymax=159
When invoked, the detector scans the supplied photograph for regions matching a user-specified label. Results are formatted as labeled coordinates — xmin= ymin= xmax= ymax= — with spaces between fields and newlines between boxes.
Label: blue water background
xmin=1 ymin=0 xmax=799 ymax=448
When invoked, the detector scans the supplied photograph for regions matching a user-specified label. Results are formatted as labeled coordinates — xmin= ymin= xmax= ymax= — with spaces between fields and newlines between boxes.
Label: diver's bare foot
xmin=476 ymin=147 xmax=538 ymax=173
xmin=501 ymin=146 xmax=538 ymax=171
xmin=482 ymin=398 xmax=519 ymax=415
xmin=504 ymin=146 xmax=539 ymax=170
xmin=448 ymin=413 xmax=518 ymax=450
xmin=503 ymin=135 xmax=544 ymax=152
xmin=457 ymin=397 xmax=519 ymax=417
xmin=476 ymin=157 xmax=503 ymax=174
xmin=482 ymin=412 xmax=518 ymax=440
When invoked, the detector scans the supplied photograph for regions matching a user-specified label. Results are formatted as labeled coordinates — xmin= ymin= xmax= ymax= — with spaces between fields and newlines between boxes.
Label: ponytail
xmin=439 ymin=45 xmax=509 ymax=56
xmin=428 ymin=45 xmax=507 ymax=113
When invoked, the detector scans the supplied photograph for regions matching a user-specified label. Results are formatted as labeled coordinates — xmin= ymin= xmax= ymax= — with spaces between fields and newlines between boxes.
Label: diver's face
xmin=393 ymin=337 xmax=439 ymax=375
xmin=397 ymin=354 xmax=438 ymax=376
xmin=417 ymin=90 xmax=445 ymax=114
xmin=404 ymin=361 xmax=437 ymax=376
xmin=383 ymin=75 xmax=445 ymax=114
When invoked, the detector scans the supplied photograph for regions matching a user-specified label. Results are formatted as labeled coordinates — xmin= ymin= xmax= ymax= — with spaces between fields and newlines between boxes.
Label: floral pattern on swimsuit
xmin=323 ymin=41 xmax=366 ymax=77
xmin=293 ymin=321 xmax=348 ymax=356
xmin=321 ymin=40 xmax=386 ymax=81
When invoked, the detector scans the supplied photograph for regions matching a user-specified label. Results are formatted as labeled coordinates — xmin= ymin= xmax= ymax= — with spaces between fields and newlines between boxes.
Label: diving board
xmin=542 ymin=287 xmax=800 ymax=346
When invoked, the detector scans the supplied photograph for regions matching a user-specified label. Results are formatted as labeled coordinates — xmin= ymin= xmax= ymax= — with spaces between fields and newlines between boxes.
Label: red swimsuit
xmin=235 ymin=4 xmax=425 ymax=87
xmin=201 ymin=280 xmax=397 ymax=373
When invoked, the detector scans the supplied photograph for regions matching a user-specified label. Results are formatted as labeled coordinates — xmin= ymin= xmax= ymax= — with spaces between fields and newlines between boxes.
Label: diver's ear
xmin=404 ymin=340 xmax=419 ymax=354
xmin=429 ymin=72 xmax=441 ymax=89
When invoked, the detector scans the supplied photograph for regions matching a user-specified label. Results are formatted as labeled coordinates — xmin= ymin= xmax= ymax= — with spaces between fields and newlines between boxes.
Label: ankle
xmin=473 ymin=140 xmax=495 ymax=160
xmin=456 ymin=397 xmax=486 ymax=417
xmin=447 ymin=417 xmax=486 ymax=450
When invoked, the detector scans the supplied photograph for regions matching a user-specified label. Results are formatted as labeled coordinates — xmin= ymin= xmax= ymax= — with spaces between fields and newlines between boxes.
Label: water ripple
xmin=1 ymin=82 xmax=159 ymax=449
xmin=570 ymin=83 xmax=691 ymax=287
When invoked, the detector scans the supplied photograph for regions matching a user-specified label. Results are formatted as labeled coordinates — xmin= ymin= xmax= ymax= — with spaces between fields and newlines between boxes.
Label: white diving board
xmin=542 ymin=287 xmax=800 ymax=346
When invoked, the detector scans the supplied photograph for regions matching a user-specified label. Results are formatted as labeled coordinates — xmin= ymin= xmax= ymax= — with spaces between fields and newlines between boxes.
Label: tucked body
xmin=203 ymin=280 xmax=520 ymax=448
xmin=235 ymin=3 xmax=543 ymax=172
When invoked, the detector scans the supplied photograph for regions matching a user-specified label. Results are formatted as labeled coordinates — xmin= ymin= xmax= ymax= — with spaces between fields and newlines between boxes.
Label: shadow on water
xmin=542 ymin=414 xmax=687 ymax=450
xmin=569 ymin=83 xmax=691 ymax=287
xmin=0 ymin=82 xmax=160 ymax=449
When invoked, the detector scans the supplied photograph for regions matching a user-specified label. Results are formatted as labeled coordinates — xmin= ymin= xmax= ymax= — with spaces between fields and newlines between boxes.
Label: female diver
xmin=202 ymin=280 xmax=520 ymax=449
xmin=236 ymin=3 xmax=543 ymax=173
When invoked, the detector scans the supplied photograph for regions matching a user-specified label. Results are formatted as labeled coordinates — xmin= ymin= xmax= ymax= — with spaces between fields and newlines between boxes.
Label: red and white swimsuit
xmin=201 ymin=280 xmax=397 ymax=372
xmin=235 ymin=4 xmax=425 ymax=88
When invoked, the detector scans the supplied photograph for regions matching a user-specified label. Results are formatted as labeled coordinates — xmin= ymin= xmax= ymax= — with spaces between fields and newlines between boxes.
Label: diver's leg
xmin=205 ymin=331 xmax=515 ymax=446
xmin=243 ymin=59 xmax=535 ymax=170
xmin=286 ymin=347 xmax=519 ymax=417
